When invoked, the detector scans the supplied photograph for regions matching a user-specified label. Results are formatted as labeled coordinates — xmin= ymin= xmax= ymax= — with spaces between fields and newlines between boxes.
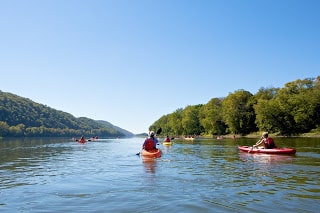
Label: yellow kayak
xmin=163 ymin=142 xmax=173 ymax=146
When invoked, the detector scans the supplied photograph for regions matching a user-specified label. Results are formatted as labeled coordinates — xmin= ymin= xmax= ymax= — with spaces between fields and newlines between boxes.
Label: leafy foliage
xmin=150 ymin=76 xmax=320 ymax=136
xmin=0 ymin=91 xmax=131 ymax=137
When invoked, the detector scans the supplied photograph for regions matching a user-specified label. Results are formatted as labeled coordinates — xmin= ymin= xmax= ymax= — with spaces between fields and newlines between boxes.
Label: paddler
xmin=164 ymin=135 xmax=171 ymax=142
xmin=253 ymin=132 xmax=277 ymax=149
xmin=78 ymin=136 xmax=86 ymax=143
xmin=142 ymin=131 xmax=159 ymax=151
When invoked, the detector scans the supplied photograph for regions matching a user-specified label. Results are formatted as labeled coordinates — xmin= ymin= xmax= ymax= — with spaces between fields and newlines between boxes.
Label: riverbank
xmin=195 ymin=132 xmax=320 ymax=139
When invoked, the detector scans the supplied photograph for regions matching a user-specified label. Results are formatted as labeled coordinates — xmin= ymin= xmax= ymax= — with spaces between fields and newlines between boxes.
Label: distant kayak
xmin=76 ymin=136 xmax=87 ymax=143
xmin=163 ymin=142 xmax=173 ymax=146
xmin=141 ymin=149 xmax=162 ymax=158
xmin=77 ymin=139 xmax=86 ymax=143
xmin=184 ymin=137 xmax=195 ymax=141
xmin=238 ymin=146 xmax=296 ymax=154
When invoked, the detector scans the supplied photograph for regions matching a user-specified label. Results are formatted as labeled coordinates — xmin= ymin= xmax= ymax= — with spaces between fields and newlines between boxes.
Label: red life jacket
xmin=144 ymin=138 xmax=155 ymax=151
xmin=265 ymin=138 xmax=276 ymax=149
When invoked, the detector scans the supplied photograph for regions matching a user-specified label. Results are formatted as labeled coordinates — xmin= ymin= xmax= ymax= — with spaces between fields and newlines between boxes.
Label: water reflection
xmin=142 ymin=157 xmax=157 ymax=173
xmin=239 ymin=152 xmax=296 ymax=165
xmin=162 ymin=144 xmax=172 ymax=154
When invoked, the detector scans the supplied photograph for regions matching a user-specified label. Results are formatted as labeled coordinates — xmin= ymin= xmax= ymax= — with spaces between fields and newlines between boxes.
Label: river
xmin=0 ymin=137 xmax=319 ymax=212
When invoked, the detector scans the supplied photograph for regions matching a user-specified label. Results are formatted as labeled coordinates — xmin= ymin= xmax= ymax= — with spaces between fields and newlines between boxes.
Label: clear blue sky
xmin=0 ymin=0 xmax=319 ymax=134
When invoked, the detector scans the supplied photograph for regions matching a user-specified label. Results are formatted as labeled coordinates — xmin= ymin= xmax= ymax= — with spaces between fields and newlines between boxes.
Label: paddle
xmin=156 ymin=127 xmax=162 ymax=135
xmin=249 ymin=138 xmax=262 ymax=153
xmin=136 ymin=127 xmax=162 ymax=155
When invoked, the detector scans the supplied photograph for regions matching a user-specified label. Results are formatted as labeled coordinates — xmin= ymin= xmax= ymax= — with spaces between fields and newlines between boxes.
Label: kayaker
xmin=143 ymin=131 xmax=159 ymax=151
xmin=164 ymin=135 xmax=171 ymax=142
xmin=78 ymin=136 xmax=86 ymax=143
xmin=253 ymin=132 xmax=277 ymax=149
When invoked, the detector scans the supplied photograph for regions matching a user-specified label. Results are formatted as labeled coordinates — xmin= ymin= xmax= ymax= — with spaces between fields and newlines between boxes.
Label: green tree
xmin=254 ymin=87 xmax=280 ymax=133
xmin=168 ymin=108 xmax=184 ymax=136
xmin=0 ymin=121 xmax=10 ymax=136
xmin=274 ymin=78 xmax=320 ymax=135
xmin=222 ymin=90 xmax=256 ymax=135
xmin=181 ymin=105 xmax=203 ymax=135
xmin=199 ymin=98 xmax=226 ymax=136
xmin=254 ymin=99 xmax=281 ymax=133
xmin=255 ymin=87 xmax=279 ymax=100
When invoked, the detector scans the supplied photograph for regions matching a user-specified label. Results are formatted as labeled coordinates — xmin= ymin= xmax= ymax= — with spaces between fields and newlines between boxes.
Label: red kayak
xmin=238 ymin=146 xmax=296 ymax=154
xmin=141 ymin=149 xmax=162 ymax=158
xmin=77 ymin=139 xmax=86 ymax=143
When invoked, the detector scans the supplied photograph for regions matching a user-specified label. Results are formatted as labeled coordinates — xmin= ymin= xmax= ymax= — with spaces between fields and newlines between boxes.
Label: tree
xmin=222 ymin=90 xmax=256 ymax=135
xmin=0 ymin=121 xmax=9 ymax=136
xmin=199 ymin=98 xmax=226 ymax=136
xmin=273 ymin=78 xmax=320 ymax=135
xmin=254 ymin=99 xmax=281 ymax=133
xmin=254 ymin=87 xmax=280 ymax=133
xmin=181 ymin=105 xmax=203 ymax=135
xmin=168 ymin=108 xmax=184 ymax=136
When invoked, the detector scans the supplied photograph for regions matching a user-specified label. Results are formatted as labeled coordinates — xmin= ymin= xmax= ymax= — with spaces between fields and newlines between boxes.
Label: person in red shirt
xmin=164 ymin=135 xmax=171 ymax=142
xmin=254 ymin=132 xmax=277 ymax=149
xmin=142 ymin=131 xmax=159 ymax=151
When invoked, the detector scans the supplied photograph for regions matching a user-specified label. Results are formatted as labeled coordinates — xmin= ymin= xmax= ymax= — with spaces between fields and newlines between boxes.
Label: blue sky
xmin=0 ymin=0 xmax=319 ymax=134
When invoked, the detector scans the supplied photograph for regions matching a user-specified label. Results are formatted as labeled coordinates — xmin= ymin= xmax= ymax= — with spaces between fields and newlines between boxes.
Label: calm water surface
xmin=0 ymin=137 xmax=319 ymax=212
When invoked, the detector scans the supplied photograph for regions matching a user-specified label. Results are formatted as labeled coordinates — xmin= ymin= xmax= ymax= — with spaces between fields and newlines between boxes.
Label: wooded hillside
xmin=0 ymin=91 xmax=134 ymax=137
xmin=150 ymin=76 xmax=320 ymax=136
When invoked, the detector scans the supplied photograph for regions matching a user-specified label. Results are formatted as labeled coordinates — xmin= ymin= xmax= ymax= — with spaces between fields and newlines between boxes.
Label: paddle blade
xmin=156 ymin=127 xmax=162 ymax=135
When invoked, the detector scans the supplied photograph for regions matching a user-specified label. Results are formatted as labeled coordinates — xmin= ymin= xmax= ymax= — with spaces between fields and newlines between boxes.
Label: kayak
xmin=77 ymin=139 xmax=86 ymax=143
xmin=141 ymin=149 xmax=162 ymax=158
xmin=184 ymin=137 xmax=194 ymax=141
xmin=163 ymin=142 xmax=173 ymax=146
xmin=238 ymin=146 xmax=296 ymax=154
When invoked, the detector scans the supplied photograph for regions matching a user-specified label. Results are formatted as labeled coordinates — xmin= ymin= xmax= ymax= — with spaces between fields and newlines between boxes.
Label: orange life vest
xmin=144 ymin=138 xmax=155 ymax=151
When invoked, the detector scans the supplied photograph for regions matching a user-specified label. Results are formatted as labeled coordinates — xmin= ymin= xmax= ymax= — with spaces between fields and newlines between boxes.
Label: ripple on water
xmin=1 ymin=138 xmax=320 ymax=212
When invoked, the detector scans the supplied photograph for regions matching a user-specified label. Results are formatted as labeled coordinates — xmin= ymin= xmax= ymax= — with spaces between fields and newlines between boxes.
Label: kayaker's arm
xmin=253 ymin=137 xmax=264 ymax=148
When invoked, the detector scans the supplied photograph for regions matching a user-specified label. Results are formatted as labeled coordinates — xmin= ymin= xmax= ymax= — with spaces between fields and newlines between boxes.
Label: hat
xmin=149 ymin=131 xmax=155 ymax=137
xmin=262 ymin=132 xmax=268 ymax=137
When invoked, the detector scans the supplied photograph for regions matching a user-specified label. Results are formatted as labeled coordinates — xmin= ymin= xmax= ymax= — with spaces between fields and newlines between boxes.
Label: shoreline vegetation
xmin=219 ymin=133 xmax=320 ymax=138
xmin=1 ymin=77 xmax=320 ymax=138
xmin=0 ymin=91 xmax=134 ymax=138
xmin=163 ymin=133 xmax=320 ymax=140
xmin=150 ymin=77 xmax=320 ymax=138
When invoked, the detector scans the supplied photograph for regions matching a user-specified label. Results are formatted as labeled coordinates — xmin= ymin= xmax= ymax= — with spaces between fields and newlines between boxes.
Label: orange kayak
xmin=141 ymin=149 xmax=162 ymax=158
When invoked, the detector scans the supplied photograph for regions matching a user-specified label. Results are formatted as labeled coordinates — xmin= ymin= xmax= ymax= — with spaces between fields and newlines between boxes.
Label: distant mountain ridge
xmin=96 ymin=120 xmax=134 ymax=137
xmin=0 ymin=90 xmax=134 ymax=137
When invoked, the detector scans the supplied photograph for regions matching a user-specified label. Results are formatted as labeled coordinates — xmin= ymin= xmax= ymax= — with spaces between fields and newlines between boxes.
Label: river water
xmin=0 ymin=137 xmax=319 ymax=212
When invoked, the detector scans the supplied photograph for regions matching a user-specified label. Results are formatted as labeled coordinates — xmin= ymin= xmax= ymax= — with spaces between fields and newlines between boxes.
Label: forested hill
xmin=0 ymin=90 xmax=134 ymax=138
xmin=150 ymin=76 xmax=320 ymax=136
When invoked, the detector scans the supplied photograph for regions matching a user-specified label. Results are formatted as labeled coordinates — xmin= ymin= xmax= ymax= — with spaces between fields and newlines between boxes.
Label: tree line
xmin=149 ymin=76 xmax=320 ymax=136
xmin=0 ymin=91 xmax=131 ymax=137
